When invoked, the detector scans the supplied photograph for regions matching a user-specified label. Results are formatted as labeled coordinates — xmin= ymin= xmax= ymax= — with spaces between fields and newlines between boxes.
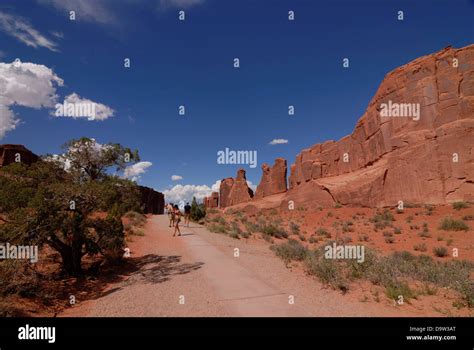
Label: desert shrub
xmin=206 ymin=208 xmax=219 ymax=214
xmin=244 ymin=221 xmax=260 ymax=234
xmin=271 ymin=239 xmax=308 ymax=263
xmin=261 ymin=224 xmax=288 ymax=239
xmin=462 ymin=215 xmax=474 ymax=221
xmin=289 ymin=222 xmax=300 ymax=235
xmin=371 ymin=209 xmax=394 ymax=225
xmin=334 ymin=203 xmax=342 ymax=209
xmin=394 ymin=227 xmax=402 ymax=234
xmin=385 ymin=237 xmax=395 ymax=244
xmin=124 ymin=211 xmax=146 ymax=227
xmin=385 ymin=281 xmax=416 ymax=302
xmin=439 ymin=217 xmax=469 ymax=231
xmin=190 ymin=197 xmax=206 ymax=222
xmin=208 ymin=223 xmax=228 ymax=234
xmin=413 ymin=243 xmax=427 ymax=252
xmin=453 ymin=201 xmax=469 ymax=210
xmin=433 ymin=246 xmax=448 ymax=258
xmin=315 ymin=227 xmax=331 ymax=238
xmin=304 ymin=250 xmax=349 ymax=292
xmin=240 ymin=231 xmax=250 ymax=239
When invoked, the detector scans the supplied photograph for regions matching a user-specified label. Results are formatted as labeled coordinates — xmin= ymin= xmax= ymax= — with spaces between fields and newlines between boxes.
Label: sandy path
xmin=61 ymin=215 xmax=430 ymax=317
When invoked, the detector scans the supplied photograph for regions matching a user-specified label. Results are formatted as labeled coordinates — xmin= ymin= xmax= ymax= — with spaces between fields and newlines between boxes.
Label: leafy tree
xmin=190 ymin=197 xmax=206 ymax=222
xmin=0 ymin=139 xmax=142 ymax=276
xmin=61 ymin=137 xmax=140 ymax=181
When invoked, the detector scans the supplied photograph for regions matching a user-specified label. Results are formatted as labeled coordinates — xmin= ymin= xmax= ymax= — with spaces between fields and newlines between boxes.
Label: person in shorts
xmin=184 ymin=202 xmax=191 ymax=227
xmin=173 ymin=204 xmax=182 ymax=237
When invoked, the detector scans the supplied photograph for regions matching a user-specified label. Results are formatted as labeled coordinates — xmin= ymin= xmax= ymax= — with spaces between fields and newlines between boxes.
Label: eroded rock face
xmin=219 ymin=177 xmax=234 ymax=208
xmin=0 ymin=144 xmax=39 ymax=167
xmin=219 ymin=169 xmax=254 ymax=208
xmin=204 ymin=192 xmax=219 ymax=208
xmin=286 ymin=45 xmax=474 ymax=208
xmin=255 ymin=158 xmax=287 ymax=199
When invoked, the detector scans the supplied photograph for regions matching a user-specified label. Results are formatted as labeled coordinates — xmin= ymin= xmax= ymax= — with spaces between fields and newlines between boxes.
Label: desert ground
xmin=50 ymin=201 xmax=473 ymax=317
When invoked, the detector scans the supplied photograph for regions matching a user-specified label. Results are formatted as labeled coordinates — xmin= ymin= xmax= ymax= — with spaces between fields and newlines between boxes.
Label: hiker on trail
xmin=167 ymin=203 xmax=175 ymax=228
xmin=184 ymin=202 xmax=191 ymax=227
xmin=173 ymin=204 xmax=182 ymax=237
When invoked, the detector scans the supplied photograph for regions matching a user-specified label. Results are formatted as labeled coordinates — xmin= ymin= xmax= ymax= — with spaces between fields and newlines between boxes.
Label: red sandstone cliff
xmin=254 ymin=158 xmax=287 ymax=199
xmin=284 ymin=45 xmax=474 ymax=208
xmin=219 ymin=169 xmax=254 ymax=208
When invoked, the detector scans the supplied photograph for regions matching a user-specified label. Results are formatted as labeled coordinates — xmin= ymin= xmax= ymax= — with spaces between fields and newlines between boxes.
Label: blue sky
xmin=1 ymin=0 xmax=473 ymax=202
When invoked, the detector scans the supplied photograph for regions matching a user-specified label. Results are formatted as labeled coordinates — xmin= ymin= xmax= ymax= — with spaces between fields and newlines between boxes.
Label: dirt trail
xmin=61 ymin=215 xmax=432 ymax=317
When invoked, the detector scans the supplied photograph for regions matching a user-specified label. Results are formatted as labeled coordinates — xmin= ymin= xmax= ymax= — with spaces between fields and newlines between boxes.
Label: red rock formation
xmin=219 ymin=169 xmax=254 ymax=208
xmin=254 ymin=158 xmax=287 ymax=199
xmin=204 ymin=192 xmax=219 ymax=208
xmin=0 ymin=144 xmax=39 ymax=167
xmin=285 ymin=45 xmax=474 ymax=208
xmin=219 ymin=177 xmax=234 ymax=208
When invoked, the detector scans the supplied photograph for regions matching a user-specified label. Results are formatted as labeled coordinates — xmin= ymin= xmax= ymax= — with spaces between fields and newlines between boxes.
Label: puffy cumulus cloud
xmin=171 ymin=175 xmax=183 ymax=181
xmin=269 ymin=138 xmax=289 ymax=145
xmin=123 ymin=161 xmax=153 ymax=181
xmin=54 ymin=93 xmax=114 ymax=121
xmin=38 ymin=0 xmax=115 ymax=24
xmin=162 ymin=179 xmax=256 ymax=204
xmin=163 ymin=182 xmax=215 ymax=204
xmin=0 ymin=12 xmax=59 ymax=51
xmin=0 ymin=60 xmax=63 ymax=139
xmin=0 ymin=60 xmax=115 ymax=139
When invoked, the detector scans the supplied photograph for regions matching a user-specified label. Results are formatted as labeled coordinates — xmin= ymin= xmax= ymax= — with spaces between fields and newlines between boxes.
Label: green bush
xmin=271 ymin=239 xmax=308 ymax=263
xmin=453 ymin=201 xmax=469 ymax=210
xmin=190 ymin=197 xmax=206 ymax=222
xmin=261 ymin=224 xmax=288 ymax=239
xmin=433 ymin=246 xmax=448 ymax=257
xmin=439 ymin=217 xmax=469 ymax=231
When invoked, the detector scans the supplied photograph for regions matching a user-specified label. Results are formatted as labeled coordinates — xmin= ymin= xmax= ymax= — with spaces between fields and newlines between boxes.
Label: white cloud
xmin=38 ymin=0 xmax=115 ymax=24
xmin=162 ymin=179 xmax=256 ymax=204
xmin=54 ymin=93 xmax=114 ymax=121
xmin=159 ymin=0 xmax=205 ymax=8
xmin=171 ymin=175 xmax=183 ymax=181
xmin=0 ymin=12 xmax=59 ymax=52
xmin=124 ymin=161 xmax=153 ymax=181
xmin=0 ymin=60 xmax=115 ymax=139
xmin=0 ymin=105 xmax=19 ymax=139
xmin=211 ymin=180 xmax=221 ymax=192
xmin=0 ymin=60 xmax=63 ymax=139
xmin=269 ymin=138 xmax=289 ymax=145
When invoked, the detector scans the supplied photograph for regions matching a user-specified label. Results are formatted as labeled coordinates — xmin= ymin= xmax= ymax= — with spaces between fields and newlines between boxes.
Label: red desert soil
xmin=60 ymin=211 xmax=472 ymax=317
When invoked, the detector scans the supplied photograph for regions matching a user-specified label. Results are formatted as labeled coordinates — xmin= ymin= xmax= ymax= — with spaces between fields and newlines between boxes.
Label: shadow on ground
xmin=65 ymin=254 xmax=204 ymax=304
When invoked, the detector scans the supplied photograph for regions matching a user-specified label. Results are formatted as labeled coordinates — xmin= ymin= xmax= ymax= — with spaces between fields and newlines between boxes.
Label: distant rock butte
xmin=218 ymin=44 xmax=474 ymax=210
xmin=254 ymin=158 xmax=288 ymax=199
xmin=219 ymin=169 xmax=254 ymax=208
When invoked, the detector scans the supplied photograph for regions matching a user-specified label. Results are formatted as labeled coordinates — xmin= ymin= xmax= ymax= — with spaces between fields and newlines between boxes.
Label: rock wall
xmin=254 ymin=158 xmax=287 ymax=199
xmin=285 ymin=45 xmax=474 ymax=208
xmin=138 ymin=186 xmax=165 ymax=214
xmin=203 ymin=192 xmax=219 ymax=208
